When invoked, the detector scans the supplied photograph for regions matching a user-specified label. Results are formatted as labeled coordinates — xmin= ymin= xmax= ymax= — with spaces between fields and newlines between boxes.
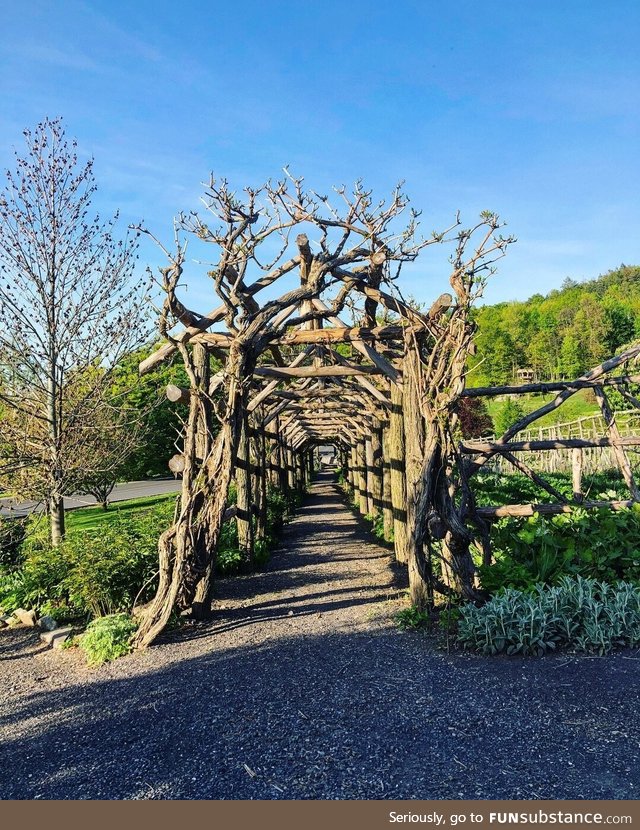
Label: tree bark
xmin=389 ymin=382 xmax=408 ymax=562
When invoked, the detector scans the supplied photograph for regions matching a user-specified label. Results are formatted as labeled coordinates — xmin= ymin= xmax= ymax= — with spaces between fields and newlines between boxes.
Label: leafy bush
xmin=395 ymin=605 xmax=431 ymax=630
xmin=457 ymin=576 xmax=640 ymax=656
xmin=0 ymin=517 xmax=28 ymax=570
xmin=0 ymin=500 xmax=174 ymax=619
xmin=479 ymin=505 xmax=640 ymax=591
xmin=79 ymin=613 xmax=137 ymax=666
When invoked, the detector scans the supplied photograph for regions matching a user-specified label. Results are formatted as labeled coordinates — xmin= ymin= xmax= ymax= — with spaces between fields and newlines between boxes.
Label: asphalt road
xmin=0 ymin=478 xmax=181 ymax=517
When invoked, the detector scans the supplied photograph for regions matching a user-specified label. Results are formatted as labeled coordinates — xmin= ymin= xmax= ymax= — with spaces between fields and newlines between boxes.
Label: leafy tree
xmin=494 ymin=399 xmax=524 ymax=435
xmin=0 ymin=118 xmax=151 ymax=543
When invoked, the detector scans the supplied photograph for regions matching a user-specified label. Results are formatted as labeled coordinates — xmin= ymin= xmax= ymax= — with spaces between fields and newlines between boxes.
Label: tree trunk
xmin=133 ymin=343 xmax=250 ymax=648
xmin=389 ymin=382 xmax=408 ymax=562
xmin=403 ymin=348 xmax=429 ymax=608
xmin=356 ymin=437 xmax=367 ymax=515
xmin=236 ymin=411 xmax=254 ymax=571
xmin=382 ymin=424 xmax=394 ymax=541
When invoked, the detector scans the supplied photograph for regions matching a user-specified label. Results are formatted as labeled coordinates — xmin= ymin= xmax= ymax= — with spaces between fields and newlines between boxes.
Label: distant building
xmin=516 ymin=368 xmax=535 ymax=382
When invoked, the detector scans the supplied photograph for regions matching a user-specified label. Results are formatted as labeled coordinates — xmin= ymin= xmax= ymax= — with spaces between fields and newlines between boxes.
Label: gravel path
xmin=1 ymin=472 xmax=639 ymax=800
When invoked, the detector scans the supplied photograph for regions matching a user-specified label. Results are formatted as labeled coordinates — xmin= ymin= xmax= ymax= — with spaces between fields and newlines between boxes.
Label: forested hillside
xmin=470 ymin=265 xmax=640 ymax=386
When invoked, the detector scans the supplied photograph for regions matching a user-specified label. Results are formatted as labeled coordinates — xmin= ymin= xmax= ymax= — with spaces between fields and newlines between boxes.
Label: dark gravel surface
xmin=1 ymin=472 xmax=639 ymax=800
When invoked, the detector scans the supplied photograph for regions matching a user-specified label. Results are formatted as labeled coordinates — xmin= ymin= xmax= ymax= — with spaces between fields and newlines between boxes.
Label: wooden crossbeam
xmin=462 ymin=374 xmax=640 ymax=398
xmin=192 ymin=324 xmax=412 ymax=347
xmin=311 ymin=298 xmax=401 ymax=385
xmin=476 ymin=500 xmax=636 ymax=519
xmin=253 ymin=365 xmax=382 ymax=379
xmin=461 ymin=436 xmax=640 ymax=454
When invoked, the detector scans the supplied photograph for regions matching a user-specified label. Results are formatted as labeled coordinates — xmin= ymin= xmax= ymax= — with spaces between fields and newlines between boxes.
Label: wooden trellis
xmin=130 ymin=174 xmax=640 ymax=649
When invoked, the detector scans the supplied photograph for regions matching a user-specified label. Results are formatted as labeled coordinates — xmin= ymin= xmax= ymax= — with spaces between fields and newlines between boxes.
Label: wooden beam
xmin=247 ymin=347 xmax=314 ymax=412
xmin=476 ymin=499 xmax=636 ymax=519
xmin=462 ymin=436 xmax=640 ymax=453
xmin=253 ymin=364 xmax=382 ymax=379
xmin=462 ymin=374 xmax=640 ymax=398
xmin=311 ymin=298 xmax=401 ymax=385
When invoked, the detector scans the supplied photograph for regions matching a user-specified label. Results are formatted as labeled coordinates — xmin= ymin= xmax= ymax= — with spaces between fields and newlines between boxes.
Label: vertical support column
xmin=236 ymin=411 xmax=254 ymax=571
xmin=365 ymin=433 xmax=376 ymax=515
xmin=382 ymin=421 xmax=394 ymax=542
xmin=356 ymin=436 xmax=367 ymax=515
xmin=390 ymin=381 xmax=408 ymax=563
xmin=286 ymin=444 xmax=296 ymax=491
xmin=252 ymin=420 xmax=267 ymax=543
xmin=403 ymin=346 xmax=428 ymax=609
xmin=370 ymin=418 xmax=383 ymax=516
xmin=572 ymin=447 xmax=583 ymax=503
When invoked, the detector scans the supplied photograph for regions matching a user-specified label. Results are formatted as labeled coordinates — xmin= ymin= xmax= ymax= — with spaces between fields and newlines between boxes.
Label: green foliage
xmin=0 ymin=499 xmax=175 ymax=619
xmin=479 ymin=504 xmax=640 ymax=592
xmin=365 ymin=512 xmax=386 ymax=540
xmin=493 ymin=399 xmax=524 ymax=435
xmin=395 ymin=605 xmax=431 ymax=630
xmin=439 ymin=605 xmax=462 ymax=631
xmin=78 ymin=613 xmax=138 ymax=666
xmin=475 ymin=469 xmax=627 ymax=507
xmin=469 ymin=265 xmax=640 ymax=386
xmin=457 ymin=576 xmax=640 ymax=656
xmin=0 ymin=517 xmax=27 ymax=570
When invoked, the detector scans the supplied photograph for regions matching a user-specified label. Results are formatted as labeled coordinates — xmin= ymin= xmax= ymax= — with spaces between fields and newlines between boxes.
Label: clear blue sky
xmin=1 ymin=0 xmax=639 ymax=307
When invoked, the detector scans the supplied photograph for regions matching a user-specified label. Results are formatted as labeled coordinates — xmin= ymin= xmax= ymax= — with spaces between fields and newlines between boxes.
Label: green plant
xmin=395 ymin=605 xmax=431 ymax=630
xmin=457 ymin=576 xmax=640 ymax=656
xmin=0 ymin=517 xmax=27 ymax=570
xmin=439 ymin=605 xmax=461 ymax=631
xmin=0 ymin=500 xmax=174 ymax=619
xmin=79 ymin=613 xmax=138 ymax=666
xmin=478 ymin=501 xmax=640 ymax=592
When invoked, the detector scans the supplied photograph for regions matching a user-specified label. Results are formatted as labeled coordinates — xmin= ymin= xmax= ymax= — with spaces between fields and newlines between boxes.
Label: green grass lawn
xmin=23 ymin=493 xmax=178 ymax=539
xmin=67 ymin=494 xmax=178 ymax=533
xmin=486 ymin=388 xmax=599 ymax=432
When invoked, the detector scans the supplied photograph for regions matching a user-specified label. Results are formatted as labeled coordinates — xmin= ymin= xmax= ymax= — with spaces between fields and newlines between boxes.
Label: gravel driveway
xmin=1 ymin=472 xmax=638 ymax=799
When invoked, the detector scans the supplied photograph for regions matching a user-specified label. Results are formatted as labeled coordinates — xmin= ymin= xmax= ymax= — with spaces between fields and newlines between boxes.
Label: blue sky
xmin=1 ymin=0 xmax=639 ymax=308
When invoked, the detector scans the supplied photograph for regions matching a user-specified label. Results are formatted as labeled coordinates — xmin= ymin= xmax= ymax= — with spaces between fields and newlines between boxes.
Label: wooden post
xmin=356 ymin=437 xmax=368 ymax=515
xmin=365 ymin=434 xmax=376 ymax=515
xmin=236 ymin=412 xmax=254 ymax=570
xmin=286 ymin=444 xmax=296 ymax=491
xmin=403 ymin=346 xmax=429 ymax=608
xmin=389 ymin=382 xmax=408 ymax=562
xmin=252 ymin=422 xmax=268 ymax=542
xmin=382 ymin=423 xmax=394 ymax=541
xmin=572 ymin=447 xmax=583 ymax=503
xmin=370 ymin=418 xmax=383 ymax=516
xmin=349 ymin=443 xmax=358 ymax=498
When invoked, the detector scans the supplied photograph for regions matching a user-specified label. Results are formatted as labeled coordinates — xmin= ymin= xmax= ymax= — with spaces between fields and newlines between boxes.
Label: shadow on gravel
xmin=1 ymin=626 xmax=638 ymax=800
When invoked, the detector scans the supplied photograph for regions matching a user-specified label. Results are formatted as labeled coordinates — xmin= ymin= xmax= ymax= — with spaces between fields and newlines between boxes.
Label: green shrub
xmin=0 ymin=517 xmax=28 ymax=570
xmin=395 ymin=605 xmax=431 ymax=630
xmin=0 ymin=500 xmax=174 ymax=619
xmin=480 ymin=505 xmax=640 ymax=591
xmin=457 ymin=576 xmax=640 ymax=656
xmin=79 ymin=613 xmax=137 ymax=666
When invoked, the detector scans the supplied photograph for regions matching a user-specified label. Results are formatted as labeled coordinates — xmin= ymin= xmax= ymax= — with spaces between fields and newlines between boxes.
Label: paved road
xmin=0 ymin=478 xmax=181 ymax=517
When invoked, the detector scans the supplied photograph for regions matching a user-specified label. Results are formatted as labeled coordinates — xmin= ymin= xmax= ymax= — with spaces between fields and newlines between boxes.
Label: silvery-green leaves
xmin=457 ymin=576 xmax=640 ymax=657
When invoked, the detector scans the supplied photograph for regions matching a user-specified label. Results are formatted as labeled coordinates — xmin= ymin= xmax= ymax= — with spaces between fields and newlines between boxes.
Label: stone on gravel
xmin=38 ymin=615 xmax=58 ymax=631
xmin=14 ymin=608 xmax=37 ymax=627
xmin=40 ymin=627 xmax=73 ymax=648
xmin=0 ymin=614 xmax=13 ymax=628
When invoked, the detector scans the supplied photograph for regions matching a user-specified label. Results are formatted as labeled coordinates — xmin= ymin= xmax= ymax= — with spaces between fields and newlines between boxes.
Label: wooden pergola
xmin=130 ymin=174 xmax=640 ymax=649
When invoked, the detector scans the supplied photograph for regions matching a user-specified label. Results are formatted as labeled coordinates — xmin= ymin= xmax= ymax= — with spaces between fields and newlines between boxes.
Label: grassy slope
xmin=485 ymin=388 xmax=599 ymax=432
